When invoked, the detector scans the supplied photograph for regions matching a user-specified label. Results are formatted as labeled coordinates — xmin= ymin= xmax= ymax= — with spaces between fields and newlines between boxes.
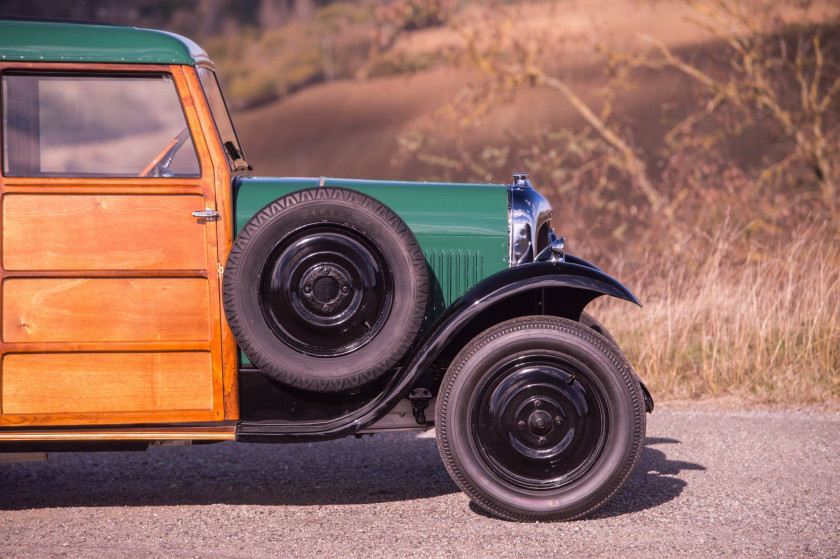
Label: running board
xmin=236 ymin=397 xmax=433 ymax=443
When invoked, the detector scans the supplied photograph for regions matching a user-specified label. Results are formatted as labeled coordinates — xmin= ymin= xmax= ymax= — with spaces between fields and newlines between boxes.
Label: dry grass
xmin=592 ymin=222 xmax=840 ymax=403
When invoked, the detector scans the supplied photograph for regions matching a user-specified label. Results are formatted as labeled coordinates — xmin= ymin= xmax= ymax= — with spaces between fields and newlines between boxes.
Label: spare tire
xmin=223 ymin=187 xmax=428 ymax=392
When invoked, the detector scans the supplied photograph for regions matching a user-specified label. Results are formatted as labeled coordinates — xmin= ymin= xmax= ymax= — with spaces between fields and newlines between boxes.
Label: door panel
xmin=0 ymin=63 xmax=230 ymax=427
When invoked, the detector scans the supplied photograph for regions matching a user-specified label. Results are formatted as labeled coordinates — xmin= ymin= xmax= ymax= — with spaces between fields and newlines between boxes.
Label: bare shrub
xmin=374 ymin=0 xmax=457 ymax=44
xmin=627 ymin=0 xmax=840 ymax=223
xmin=205 ymin=3 xmax=377 ymax=108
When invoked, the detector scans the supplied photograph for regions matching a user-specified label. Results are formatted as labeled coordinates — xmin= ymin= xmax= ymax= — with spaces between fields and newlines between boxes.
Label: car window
xmin=2 ymin=72 xmax=200 ymax=178
xmin=196 ymin=67 xmax=250 ymax=172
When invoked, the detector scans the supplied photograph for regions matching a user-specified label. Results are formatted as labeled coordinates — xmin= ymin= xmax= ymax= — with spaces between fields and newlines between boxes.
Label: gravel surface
xmin=1 ymin=406 xmax=838 ymax=558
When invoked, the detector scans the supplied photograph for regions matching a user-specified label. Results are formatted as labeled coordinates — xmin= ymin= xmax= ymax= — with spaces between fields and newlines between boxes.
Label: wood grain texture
xmin=1 ymin=181 xmax=205 ymax=193
xmin=3 ymin=278 xmax=210 ymax=343
xmin=0 ymin=409 xmax=218 ymax=427
xmin=0 ymin=341 xmax=209 ymax=354
xmin=0 ymin=62 xmax=236 ymax=429
xmin=172 ymin=66 xmax=232 ymax=421
xmin=181 ymin=66 xmax=240 ymax=420
xmin=0 ymin=62 xmax=172 ymax=73
xmin=3 ymin=194 xmax=209 ymax=271
xmin=1 ymin=352 xmax=214 ymax=415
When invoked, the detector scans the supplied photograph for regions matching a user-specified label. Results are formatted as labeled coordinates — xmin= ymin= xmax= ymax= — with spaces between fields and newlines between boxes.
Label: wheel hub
xmin=472 ymin=356 xmax=608 ymax=490
xmin=259 ymin=226 xmax=393 ymax=357
xmin=527 ymin=408 xmax=555 ymax=436
xmin=509 ymin=395 xmax=570 ymax=457
xmin=299 ymin=264 xmax=354 ymax=316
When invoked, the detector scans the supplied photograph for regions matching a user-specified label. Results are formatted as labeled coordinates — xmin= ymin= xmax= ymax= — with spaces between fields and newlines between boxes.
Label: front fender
xmin=402 ymin=258 xmax=640 ymax=376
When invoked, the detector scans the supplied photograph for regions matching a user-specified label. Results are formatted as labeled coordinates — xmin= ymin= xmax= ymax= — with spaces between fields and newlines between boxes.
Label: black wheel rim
xmin=470 ymin=353 xmax=608 ymax=490
xmin=258 ymin=224 xmax=394 ymax=357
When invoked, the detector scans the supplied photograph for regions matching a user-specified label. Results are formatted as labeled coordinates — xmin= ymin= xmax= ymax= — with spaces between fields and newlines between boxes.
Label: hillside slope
xmin=232 ymin=0 xmax=713 ymax=180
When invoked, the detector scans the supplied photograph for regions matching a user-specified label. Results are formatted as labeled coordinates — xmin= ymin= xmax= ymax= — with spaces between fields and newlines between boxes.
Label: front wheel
xmin=436 ymin=316 xmax=645 ymax=521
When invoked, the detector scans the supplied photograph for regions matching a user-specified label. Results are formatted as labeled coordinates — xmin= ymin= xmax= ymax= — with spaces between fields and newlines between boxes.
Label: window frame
xmin=195 ymin=65 xmax=251 ymax=173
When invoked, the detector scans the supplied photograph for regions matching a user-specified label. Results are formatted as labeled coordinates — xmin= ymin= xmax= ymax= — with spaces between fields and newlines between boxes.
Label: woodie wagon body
xmin=0 ymin=19 xmax=652 ymax=521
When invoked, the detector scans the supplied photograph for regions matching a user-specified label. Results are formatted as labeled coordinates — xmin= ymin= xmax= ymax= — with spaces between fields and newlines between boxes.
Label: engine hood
xmin=234 ymin=176 xmax=509 ymax=239
xmin=233 ymin=176 xmax=512 ymax=323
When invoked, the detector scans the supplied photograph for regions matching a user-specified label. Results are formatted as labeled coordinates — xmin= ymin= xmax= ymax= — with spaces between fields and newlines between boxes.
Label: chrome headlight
xmin=508 ymin=172 xmax=553 ymax=266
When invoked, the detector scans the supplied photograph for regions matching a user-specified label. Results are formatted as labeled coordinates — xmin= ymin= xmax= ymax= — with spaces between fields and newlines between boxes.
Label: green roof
xmin=0 ymin=20 xmax=209 ymax=66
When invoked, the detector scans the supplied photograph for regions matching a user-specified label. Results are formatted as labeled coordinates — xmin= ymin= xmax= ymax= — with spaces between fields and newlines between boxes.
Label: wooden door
xmin=0 ymin=63 xmax=231 ymax=427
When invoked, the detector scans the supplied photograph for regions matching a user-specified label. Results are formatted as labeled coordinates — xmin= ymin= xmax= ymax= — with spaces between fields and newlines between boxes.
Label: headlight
xmin=508 ymin=172 xmax=553 ymax=266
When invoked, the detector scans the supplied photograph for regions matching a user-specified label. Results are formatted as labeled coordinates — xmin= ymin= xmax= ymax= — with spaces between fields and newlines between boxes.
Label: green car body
xmin=0 ymin=19 xmax=205 ymax=64
xmin=234 ymin=177 xmax=510 ymax=366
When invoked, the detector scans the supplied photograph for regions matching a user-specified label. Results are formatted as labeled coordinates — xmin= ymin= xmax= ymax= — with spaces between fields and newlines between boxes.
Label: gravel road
xmin=1 ymin=406 xmax=838 ymax=558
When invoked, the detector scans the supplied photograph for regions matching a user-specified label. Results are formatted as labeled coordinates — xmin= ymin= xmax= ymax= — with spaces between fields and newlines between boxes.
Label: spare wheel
xmin=223 ymin=187 xmax=428 ymax=392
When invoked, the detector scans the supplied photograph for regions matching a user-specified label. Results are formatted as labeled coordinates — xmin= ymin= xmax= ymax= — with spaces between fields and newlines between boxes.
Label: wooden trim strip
xmin=0 ymin=62 xmax=174 ymax=73
xmin=0 ymin=409 xmax=217 ymax=427
xmin=1 ymin=177 xmax=202 ymax=186
xmin=0 ymin=342 xmax=210 ymax=353
xmin=172 ymin=65 xmax=229 ymax=422
xmin=0 ymin=427 xmax=236 ymax=442
xmin=2 ymin=270 xmax=209 ymax=279
xmin=1 ymin=184 xmax=204 ymax=194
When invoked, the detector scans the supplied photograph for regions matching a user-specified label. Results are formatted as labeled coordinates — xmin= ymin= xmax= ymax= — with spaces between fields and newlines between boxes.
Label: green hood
xmin=233 ymin=176 xmax=511 ymax=320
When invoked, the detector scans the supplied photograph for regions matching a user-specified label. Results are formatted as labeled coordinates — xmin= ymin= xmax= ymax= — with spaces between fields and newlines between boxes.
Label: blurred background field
xmin=2 ymin=0 xmax=838 ymax=405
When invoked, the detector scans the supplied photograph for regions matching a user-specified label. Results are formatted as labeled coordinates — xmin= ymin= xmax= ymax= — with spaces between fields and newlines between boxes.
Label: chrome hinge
xmin=217 ymin=263 xmax=224 ymax=278
xmin=192 ymin=208 xmax=220 ymax=222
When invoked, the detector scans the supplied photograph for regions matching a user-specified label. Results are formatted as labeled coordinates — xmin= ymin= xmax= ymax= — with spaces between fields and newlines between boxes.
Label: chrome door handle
xmin=192 ymin=208 xmax=220 ymax=221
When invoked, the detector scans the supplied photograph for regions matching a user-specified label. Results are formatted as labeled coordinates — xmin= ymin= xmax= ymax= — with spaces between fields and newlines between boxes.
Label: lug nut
xmin=341 ymin=285 xmax=349 ymax=293
xmin=537 ymin=436 xmax=546 ymax=446
xmin=518 ymin=420 xmax=526 ymax=430
xmin=554 ymin=416 xmax=563 ymax=425
xmin=534 ymin=400 xmax=541 ymax=408
xmin=303 ymin=285 xmax=312 ymax=294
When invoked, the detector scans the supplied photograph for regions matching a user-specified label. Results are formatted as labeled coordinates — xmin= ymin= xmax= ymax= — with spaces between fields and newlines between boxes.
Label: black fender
xmin=236 ymin=257 xmax=640 ymax=442
xmin=400 ymin=258 xmax=640 ymax=376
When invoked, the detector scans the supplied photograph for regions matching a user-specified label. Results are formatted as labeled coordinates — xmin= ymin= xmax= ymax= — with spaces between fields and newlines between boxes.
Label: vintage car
xmin=0 ymin=19 xmax=653 ymax=521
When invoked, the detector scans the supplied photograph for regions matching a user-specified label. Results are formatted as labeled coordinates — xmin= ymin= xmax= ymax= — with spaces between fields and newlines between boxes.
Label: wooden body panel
xmin=0 ymin=426 xmax=236 ymax=442
xmin=0 ymin=62 xmax=238 ymax=429
xmin=180 ymin=66 xmax=239 ymax=420
xmin=2 ymin=352 xmax=214 ymax=415
xmin=3 ymin=278 xmax=210 ymax=343
xmin=3 ymin=194 xmax=208 ymax=271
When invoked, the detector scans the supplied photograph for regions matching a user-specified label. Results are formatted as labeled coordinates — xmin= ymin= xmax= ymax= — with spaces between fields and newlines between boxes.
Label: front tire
xmin=436 ymin=316 xmax=645 ymax=521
